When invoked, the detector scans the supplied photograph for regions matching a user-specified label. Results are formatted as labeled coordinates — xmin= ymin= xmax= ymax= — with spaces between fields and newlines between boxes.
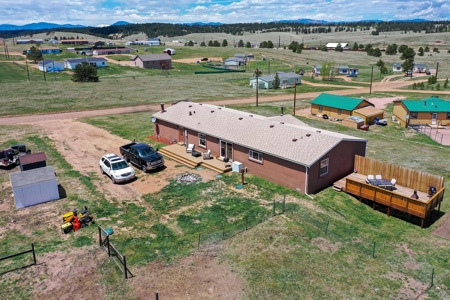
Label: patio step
xmin=332 ymin=185 xmax=343 ymax=192
xmin=159 ymin=148 xmax=199 ymax=168
xmin=202 ymin=160 xmax=232 ymax=173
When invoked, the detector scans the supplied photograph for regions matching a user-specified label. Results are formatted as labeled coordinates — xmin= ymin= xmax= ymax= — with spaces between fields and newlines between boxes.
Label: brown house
xmin=60 ymin=39 xmax=89 ymax=45
xmin=152 ymin=102 xmax=367 ymax=194
xmin=130 ymin=54 xmax=172 ymax=70
xmin=393 ymin=97 xmax=450 ymax=127
xmin=310 ymin=93 xmax=378 ymax=121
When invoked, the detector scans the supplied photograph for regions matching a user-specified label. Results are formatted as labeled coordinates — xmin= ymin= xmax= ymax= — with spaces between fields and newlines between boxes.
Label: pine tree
xmin=26 ymin=46 xmax=43 ymax=63
xmin=273 ymin=72 xmax=280 ymax=89
xmin=72 ymin=62 xmax=99 ymax=82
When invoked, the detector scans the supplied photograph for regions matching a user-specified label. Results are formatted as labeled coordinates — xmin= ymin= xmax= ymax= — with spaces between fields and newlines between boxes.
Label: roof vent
xmin=189 ymin=111 xmax=192 ymax=116
xmin=316 ymin=130 xmax=321 ymax=133
xmin=280 ymin=122 xmax=284 ymax=124
xmin=199 ymin=103 xmax=203 ymax=105
xmin=270 ymin=125 xmax=274 ymax=128
xmin=239 ymin=117 xmax=243 ymax=120
xmin=211 ymin=110 xmax=215 ymax=113
xmin=292 ymin=138 xmax=298 ymax=142
xmin=189 ymin=105 xmax=192 ymax=107
xmin=218 ymin=107 xmax=222 ymax=109
xmin=306 ymin=133 xmax=311 ymax=137
xmin=249 ymin=114 xmax=253 ymax=117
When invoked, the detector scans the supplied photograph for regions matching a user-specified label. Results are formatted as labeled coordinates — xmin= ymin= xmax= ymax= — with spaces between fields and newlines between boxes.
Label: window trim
xmin=337 ymin=109 xmax=342 ymax=115
xmin=248 ymin=150 xmax=263 ymax=163
xmin=318 ymin=105 xmax=323 ymax=112
xmin=198 ymin=133 xmax=207 ymax=149
xmin=319 ymin=158 xmax=329 ymax=177
xmin=411 ymin=112 xmax=418 ymax=119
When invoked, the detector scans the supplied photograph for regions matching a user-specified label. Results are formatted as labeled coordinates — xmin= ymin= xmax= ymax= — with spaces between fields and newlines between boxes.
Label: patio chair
xmin=366 ymin=174 xmax=374 ymax=183
xmin=186 ymin=143 xmax=194 ymax=153
xmin=203 ymin=149 xmax=211 ymax=160
xmin=391 ymin=178 xmax=397 ymax=188
xmin=375 ymin=174 xmax=382 ymax=180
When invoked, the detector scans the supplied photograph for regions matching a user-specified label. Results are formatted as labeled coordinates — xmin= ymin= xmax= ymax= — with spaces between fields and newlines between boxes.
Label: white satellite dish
xmin=151 ymin=117 xmax=157 ymax=123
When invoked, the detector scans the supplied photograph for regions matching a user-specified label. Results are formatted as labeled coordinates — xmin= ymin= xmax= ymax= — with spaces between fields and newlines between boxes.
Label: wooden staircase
xmin=158 ymin=148 xmax=199 ymax=168
xmin=202 ymin=160 xmax=232 ymax=173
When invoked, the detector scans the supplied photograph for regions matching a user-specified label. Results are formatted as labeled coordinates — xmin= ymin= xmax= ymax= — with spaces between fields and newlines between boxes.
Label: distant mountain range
xmin=0 ymin=18 xmax=434 ymax=31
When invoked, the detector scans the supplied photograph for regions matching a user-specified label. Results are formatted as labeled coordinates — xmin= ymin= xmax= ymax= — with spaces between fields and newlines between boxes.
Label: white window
xmin=411 ymin=112 xmax=418 ymax=119
xmin=249 ymin=150 xmax=263 ymax=163
xmin=337 ymin=109 xmax=342 ymax=115
xmin=320 ymin=158 xmax=329 ymax=176
xmin=318 ymin=105 xmax=323 ymax=112
xmin=198 ymin=133 xmax=206 ymax=148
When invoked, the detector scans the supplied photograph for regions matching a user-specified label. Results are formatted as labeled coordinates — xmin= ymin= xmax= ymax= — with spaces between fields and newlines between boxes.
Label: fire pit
xmin=176 ymin=173 xmax=199 ymax=185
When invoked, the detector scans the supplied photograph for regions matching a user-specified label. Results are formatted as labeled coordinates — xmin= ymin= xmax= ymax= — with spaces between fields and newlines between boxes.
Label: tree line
xmin=1 ymin=21 xmax=449 ymax=39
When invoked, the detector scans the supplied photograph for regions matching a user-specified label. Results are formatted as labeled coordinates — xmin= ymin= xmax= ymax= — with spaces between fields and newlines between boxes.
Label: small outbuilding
xmin=342 ymin=116 xmax=365 ymax=129
xmin=19 ymin=152 xmax=47 ymax=171
xmin=38 ymin=60 xmax=64 ymax=72
xmin=130 ymin=54 xmax=172 ymax=69
xmin=352 ymin=106 xmax=385 ymax=124
xmin=10 ymin=166 xmax=59 ymax=209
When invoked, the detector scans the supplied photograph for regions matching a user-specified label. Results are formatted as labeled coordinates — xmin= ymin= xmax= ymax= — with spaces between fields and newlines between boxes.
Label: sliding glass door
xmin=220 ymin=140 xmax=233 ymax=160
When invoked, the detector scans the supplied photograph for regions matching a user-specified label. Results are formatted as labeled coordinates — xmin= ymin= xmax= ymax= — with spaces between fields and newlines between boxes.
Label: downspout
xmin=305 ymin=166 xmax=314 ymax=199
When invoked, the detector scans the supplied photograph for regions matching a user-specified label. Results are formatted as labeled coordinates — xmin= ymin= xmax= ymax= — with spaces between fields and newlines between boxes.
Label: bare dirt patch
xmin=383 ymin=271 xmax=428 ymax=300
xmin=130 ymin=251 xmax=244 ymax=300
xmin=311 ymin=237 xmax=341 ymax=254
xmin=366 ymin=96 xmax=406 ymax=109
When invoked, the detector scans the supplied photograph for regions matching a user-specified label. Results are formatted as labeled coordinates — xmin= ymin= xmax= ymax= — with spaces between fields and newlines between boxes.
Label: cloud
xmin=0 ymin=0 xmax=448 ymax=25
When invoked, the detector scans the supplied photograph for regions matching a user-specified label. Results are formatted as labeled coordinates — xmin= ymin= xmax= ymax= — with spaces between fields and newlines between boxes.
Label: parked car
xmin=22 ymin=50 xmax=27 ymax=55
xmin=119 ymin=142 xmax=164 ymax=172
xmin=201 ymin=57 xmax=208 ymax=61
xmin=99 ymin=154 xmax=135 ymax=184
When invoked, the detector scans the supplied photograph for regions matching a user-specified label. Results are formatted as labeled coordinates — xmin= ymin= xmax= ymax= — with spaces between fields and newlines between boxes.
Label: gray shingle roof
xmin=257 ymin=72 xmax=301 ymax=82
xmin=153 ymin=102 xmax=366 ymax=166
xmin=137 ymin=54 xmax=172 ymax=61
xmin=10 ymin=166 xmax=56 ymax=187
xmin=65 ymin=58 xmax=107 ymax=63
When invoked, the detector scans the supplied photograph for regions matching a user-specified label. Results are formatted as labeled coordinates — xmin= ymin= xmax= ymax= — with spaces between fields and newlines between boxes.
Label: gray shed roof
xmin=153 ymin=102 xmax=365 ymax=167
xmin=10 ymin=166 xmax=56 ymax=188
xmin=137 ymin=54 xmax=172 ymax=61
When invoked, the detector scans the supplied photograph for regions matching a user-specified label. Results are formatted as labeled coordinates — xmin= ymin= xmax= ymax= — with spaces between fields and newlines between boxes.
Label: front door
xmin=432 ymin=113 xmax=437 ymax=125
xmin=220 ymin=141 xmax=233 ymax=160
xmin=179 ymin=127 xmax=185 ymax=143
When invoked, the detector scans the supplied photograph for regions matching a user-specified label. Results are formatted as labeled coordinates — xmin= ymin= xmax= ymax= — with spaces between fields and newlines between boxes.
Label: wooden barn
xmin=152 ymin=101 xmax=367 ymax=194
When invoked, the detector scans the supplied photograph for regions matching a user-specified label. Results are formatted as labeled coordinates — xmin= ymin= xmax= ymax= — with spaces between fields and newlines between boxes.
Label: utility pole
xmin=436 ymin=62 xmax=439 ymax=79
xmin=268 ymin=61 xmax=270 ymax=75
xmin=255 ymin=68 xmax=259 ymax=107
xmin=369 ymin=65 xmax=374 ymax=94
xmin=278 ymin=35 xmax=280 ymax=48
xmin=293 ymin=78 xmax=297 ymax=116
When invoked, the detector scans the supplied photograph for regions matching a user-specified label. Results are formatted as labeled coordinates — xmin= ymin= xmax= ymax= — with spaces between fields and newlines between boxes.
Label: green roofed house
xmin=393 ymin=97 xmax=450 ymax=127
xmin=310 ymin=93 xmax=383 ymax=123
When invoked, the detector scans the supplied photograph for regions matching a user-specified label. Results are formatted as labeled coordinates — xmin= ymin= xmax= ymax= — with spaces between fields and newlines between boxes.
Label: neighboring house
xmin=64 ymin=57 xmax=108 ymax=69
xmin=413 ymin=63 xmax=427 ymax=73
xmin=93 ymin=41 xmax=105 ymax=47
xmin=249 ymin=72 xmax=301 ymax=89
xmin=16 ymin=39 xmax=44 ymax=44
xmin=47 ymin=39 xmax=58 ymax=44
xmin=130 ymin=54 xmax=172 ymax=70
xmin=224 ymin=58 xmax=240 ymax=67
xmin=27 ymin=47 xmax=61 ymax=54
xmin=393 ymin=63 xmax=403 ymax=72
xmin=60 ymin=39 xmax=89 ymax=45
xmin=337 ymin=66 xmax=349 ymax=75
xmin=93 ymin=47 xmax=132 ymax=55
xmin=311 ymin=93 xmax=376 ymax=120
xmin=152 ymin=102 xmax=367 ymax=194
xmin=326 ymin=43 xmax=349 ymax=50
xmin=251 ymin=42 xmax=260 ymax=48
xmin=38 ymin=60 xmax=64 ymax=72
xmin=147 ymin=38 xmax=161 ymax=45
xmin=393 ymin=97 xmax=450 ymax=127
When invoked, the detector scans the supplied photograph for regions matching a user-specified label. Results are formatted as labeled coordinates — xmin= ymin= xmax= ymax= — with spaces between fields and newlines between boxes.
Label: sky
xmin=0 ymin=0 xmax=449 ymax=26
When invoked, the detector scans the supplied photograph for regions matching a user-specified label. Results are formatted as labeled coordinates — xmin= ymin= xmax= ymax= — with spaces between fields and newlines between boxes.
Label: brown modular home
xmin=130 ymin=54 xmax=172 ymax=70
xmin=152 ymin=102 xmax=367 ymax=194
xmin=310 ymin=93 xmax=382 ymax=122
xmin=393 ymin=97 xmax=450 ymax=127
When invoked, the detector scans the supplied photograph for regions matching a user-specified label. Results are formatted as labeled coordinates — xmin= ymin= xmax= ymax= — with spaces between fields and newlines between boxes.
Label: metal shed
xmin=10 ymin=166 xmax=59 ymax=209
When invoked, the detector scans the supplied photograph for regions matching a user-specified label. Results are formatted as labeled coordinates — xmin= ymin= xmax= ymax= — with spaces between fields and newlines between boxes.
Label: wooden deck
xmin=333 ymin=172 xmax=444 ymax=228
xmin=158 ymin=144 xmax=232 ymax=173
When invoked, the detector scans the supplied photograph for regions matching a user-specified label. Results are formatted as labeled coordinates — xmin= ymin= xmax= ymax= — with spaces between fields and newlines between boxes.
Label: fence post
xmin=245 ymin=216 xmax=248 ymax=231
xmin=124 ymin=255 xmax=128 ymax=279
xmin=197 ymin=233 xmax=201 ymax=250
xmin=106 ymin=235 xmax=111 ymax=257
xmin=98 ymin=225 xmax=102 ymax=246
xmin=325 ymin=221 xmax=330 ymax=235
xmin=273 ymin=200 xmax=276 ymax=216
xmin=31 ymin=243 xmax=36 ymax=265
xmin=372 ymin=242 xmax=376 ymax=258
xmin=431 ymin=268 xmax=434 ymax=286
xmin=283 ymin=194 xmax=286 ymax=213
xmin=222 ymin=223 xmax=225 ymax=240
xmin=156 ymin=292 xmax=159 ymax=300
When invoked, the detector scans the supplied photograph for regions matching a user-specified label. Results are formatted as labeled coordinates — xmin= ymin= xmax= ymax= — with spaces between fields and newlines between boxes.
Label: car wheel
xmin=142 ymin=165 xmax=147 ymax=172
xmin=111 ymin=177 xmax=116 ymax=184
xmin=100 ymin=166 xmax=105 ymax=174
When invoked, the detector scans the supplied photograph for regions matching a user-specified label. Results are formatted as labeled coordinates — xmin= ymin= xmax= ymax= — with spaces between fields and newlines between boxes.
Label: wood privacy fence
xmin=98 ymin=225 xmax=133 ymax=279
xmin=354 ymin=155 xmax=445 ymax=192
